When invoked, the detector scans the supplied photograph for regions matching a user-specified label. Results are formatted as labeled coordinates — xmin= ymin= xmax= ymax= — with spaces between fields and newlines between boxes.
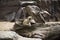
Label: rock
xmin=0 ymin=0 xmax=19 ymax=20
xmin=5 ymin=12 xmax=16 ymax=21
xmin=0 ymin=31 xmax=21 ymax=40
xmin=0 ymin=31 xmax=42 ymax=40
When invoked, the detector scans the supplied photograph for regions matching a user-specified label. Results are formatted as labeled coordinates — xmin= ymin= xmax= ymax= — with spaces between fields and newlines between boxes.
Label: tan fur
xmin=23 ymin=16 xmax=32 ymax=26
xmin=23 ymin=16 xmax=36 ymax=26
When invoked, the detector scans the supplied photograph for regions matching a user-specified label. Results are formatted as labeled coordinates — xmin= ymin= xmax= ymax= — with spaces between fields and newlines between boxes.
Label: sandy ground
xmin=0 ymin=21 xmax=60 ymax=31
xmin=0 ymin=21 xmax=15 ymax=31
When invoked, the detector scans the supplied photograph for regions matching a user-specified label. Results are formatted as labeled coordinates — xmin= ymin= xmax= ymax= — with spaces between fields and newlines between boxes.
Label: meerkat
xmin=23 ymin=16 xmax=36 ymax=26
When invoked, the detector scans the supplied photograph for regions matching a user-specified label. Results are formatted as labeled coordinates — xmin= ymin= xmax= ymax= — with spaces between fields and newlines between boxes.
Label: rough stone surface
xmin=0 ymin=31 xmax=42 ymax=40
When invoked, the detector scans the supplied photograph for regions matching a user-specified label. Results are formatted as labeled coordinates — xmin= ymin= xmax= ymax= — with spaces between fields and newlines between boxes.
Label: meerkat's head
xmin=28 ymin=16 xmax=36 ymax=24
